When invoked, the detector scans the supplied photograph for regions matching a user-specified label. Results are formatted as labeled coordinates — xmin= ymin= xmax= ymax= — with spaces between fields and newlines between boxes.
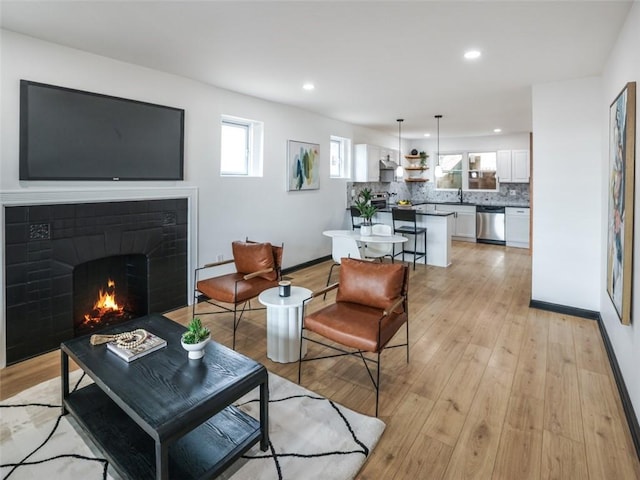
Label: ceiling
xmin=0 ymin=1 xmax=633 ymax=139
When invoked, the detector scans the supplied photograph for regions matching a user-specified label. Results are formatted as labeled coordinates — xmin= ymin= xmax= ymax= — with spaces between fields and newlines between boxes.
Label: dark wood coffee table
xmin=60 ymin=313 xmax=268 ymax=480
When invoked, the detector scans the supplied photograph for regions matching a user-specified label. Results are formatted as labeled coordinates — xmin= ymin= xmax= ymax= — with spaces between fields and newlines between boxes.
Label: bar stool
xmin=392 ymin=208 xmax=427 ymax=270
xmin=350 ymin=206 xmax=363 ymax=230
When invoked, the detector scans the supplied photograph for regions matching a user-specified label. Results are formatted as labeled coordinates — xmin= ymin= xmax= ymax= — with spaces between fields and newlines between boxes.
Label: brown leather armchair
xmin=298 ymin=257 xmax=409 ymax=416
xmin=193 ymin=239 xmax=283 ymax=349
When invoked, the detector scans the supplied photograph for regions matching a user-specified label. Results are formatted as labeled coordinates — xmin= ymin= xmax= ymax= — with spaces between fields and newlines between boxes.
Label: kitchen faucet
xmin=457 ymin=187 xmax=463 ymax=203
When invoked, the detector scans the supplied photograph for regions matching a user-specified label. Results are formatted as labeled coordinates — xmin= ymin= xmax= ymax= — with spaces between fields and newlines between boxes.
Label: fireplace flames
xmin=82 ymin=278 xmax=127 ymax=326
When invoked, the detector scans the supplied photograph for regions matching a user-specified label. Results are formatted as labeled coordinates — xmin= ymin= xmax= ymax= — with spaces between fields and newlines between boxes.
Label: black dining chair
xmin=350 ymin=206 xmax=363 ymax=230
xmin=392 ymin=208 xmax=427 ymax=270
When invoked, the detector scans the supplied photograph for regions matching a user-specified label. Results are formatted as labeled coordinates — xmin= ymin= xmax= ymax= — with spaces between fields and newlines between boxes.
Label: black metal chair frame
xmin=192 ymin=241 xmax=282 ymax=350
xmin=297 ymin=282 xmax=409 ymax=417
xmin=392 ymin=208 xmax=427 ymax=270
xmin=350 ymin=206 xmax=363 ymax=230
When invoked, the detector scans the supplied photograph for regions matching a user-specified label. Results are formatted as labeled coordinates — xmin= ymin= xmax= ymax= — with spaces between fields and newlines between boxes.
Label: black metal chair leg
xmin=297 ymin=332 xmax=304 ymax=384
xmin=406 ymin=321 xmax=410 ymax=363
xmin=232 ymin=308 xmax=237 ymax=350
xmin=375 ymin=351 xmax=381 ymax=417
xmin=413 ymin=234 xmax=417 ymax=270
xmin=324 ymin=263 xmax=338 ymax=300
xmin=424 ymin=229 xmax=427 ymax=267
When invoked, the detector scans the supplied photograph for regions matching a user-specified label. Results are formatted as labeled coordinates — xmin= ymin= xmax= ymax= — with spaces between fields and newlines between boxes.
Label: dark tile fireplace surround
xmin=4 ymin=198 xmax=188 ymax=365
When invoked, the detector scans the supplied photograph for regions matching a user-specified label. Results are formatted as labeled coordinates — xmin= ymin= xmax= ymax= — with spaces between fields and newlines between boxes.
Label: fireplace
xmin=4 ymin=198 xmax=188 ymax=365
xmin=73 ymin=254 xmax=148 ymax=337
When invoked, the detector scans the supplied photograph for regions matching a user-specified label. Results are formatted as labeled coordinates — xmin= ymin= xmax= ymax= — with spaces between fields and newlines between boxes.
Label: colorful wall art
xmin=607 ymin=81 xmax=636 ymax=325
xmin=287 ymin=140 xmax=319 ymax=191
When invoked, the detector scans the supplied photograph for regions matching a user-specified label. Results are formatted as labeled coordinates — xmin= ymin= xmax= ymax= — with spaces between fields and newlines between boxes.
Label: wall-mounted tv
xmin=20 ymin=80 xmax=185 ymax=181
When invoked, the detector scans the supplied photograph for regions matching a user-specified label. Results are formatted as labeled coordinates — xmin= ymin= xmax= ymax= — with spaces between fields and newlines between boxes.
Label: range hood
xmin=379 ymin=159 xmax=398 ymax=170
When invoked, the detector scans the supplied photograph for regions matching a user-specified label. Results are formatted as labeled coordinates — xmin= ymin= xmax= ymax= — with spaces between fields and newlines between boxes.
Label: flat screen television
xmin=20 ymin=80 xmax=185 ymax=181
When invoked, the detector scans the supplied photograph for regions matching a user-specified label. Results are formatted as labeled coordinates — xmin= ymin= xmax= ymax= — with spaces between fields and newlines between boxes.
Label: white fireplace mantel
xmin=0 ymin=186 xmax=198 ymax=206
xmin=0 ymin=186 xmax=199 ymax=368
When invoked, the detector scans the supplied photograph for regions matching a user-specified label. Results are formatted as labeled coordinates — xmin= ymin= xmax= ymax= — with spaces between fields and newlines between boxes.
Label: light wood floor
xmin=2 ymin=242 xmax=639 ymax=479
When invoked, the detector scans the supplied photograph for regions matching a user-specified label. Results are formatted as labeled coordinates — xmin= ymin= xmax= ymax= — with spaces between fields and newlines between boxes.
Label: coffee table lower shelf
xmin=65 ymin=383 xmax=261 ymax=479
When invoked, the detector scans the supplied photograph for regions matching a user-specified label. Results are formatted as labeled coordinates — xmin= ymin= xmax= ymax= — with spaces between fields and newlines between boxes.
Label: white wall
xmin=0 ymin=30 xmax=395 ymax=270
xmin=531 ymin=77 xmax=602 ymax=310
xmin=600 ymin=2 xmax=640 ymax=422
xmin=410 ymin=132 xmax=529 ymax=154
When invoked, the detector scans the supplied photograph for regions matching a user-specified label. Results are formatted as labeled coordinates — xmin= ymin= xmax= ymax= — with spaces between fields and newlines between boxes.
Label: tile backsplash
xmin=348 ymin=180 xmax=529 ymax=207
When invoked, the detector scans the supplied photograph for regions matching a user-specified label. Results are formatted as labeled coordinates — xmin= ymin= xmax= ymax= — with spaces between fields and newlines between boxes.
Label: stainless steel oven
xmin=371 ymin=193 xmax=388 ymax=209
xmin=476 ymin=205 xmax=505 ymax=245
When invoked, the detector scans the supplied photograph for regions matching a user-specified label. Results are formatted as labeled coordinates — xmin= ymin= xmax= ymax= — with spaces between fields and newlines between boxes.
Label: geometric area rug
xmin=1 ymin=370 xmax=385 ymax=480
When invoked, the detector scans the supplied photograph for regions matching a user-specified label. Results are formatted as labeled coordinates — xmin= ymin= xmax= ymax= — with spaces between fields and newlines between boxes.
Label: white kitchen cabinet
xmin=497 ymin=149 xmax=530 ymax=183
xmin=506 ymin=207 xmax=530 ymax=248
xmin=432 ymin=204 xmax=476 ymax=241
xmin=511 ymin=150 xmax=530 ymax=182
xmin=455 ymin=208 xmax=477 ymax=239
xmin=354 ymin=144 xmax=381 ymax=182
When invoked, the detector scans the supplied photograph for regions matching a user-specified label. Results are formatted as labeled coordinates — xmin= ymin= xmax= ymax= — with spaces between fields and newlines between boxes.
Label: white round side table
xmin=258 ymin=286 xmax=312 ymax=363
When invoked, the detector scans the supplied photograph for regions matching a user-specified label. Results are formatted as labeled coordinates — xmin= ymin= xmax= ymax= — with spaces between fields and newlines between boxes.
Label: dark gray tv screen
xmin=20 ymin=80 xmax=184 ymax=181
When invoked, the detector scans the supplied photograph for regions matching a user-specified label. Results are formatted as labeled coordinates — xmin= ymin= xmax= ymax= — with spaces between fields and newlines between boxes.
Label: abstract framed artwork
xmin=607 ymin=81 xmax=636 ymax=325
xmin=287 ymin=140 xmax=319 ymax=191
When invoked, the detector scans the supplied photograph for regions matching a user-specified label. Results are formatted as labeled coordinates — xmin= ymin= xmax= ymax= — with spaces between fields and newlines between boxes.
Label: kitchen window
xmin=220 ymin=115 xmax=263 ymax=176
xmin=435 ymin=153 xmax=463 ymax=190
xmin=330 ymin=135 xmax=351 ymax=178
xmin=467 ymin=151 xmax=498 ymax=191
xmin=435 ymin=151 xmax=499 ymax=191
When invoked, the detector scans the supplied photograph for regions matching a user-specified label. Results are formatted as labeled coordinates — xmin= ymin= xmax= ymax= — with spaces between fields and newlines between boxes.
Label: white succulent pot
xmin=361 ymin=224 xmax=373 ymax=236
xmin=181 ymin=334 xmax=211 ymax=359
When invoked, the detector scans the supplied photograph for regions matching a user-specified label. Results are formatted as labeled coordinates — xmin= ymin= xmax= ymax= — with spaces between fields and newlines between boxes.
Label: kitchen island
xmin=374 ymin=205 xmax=454 ymax=267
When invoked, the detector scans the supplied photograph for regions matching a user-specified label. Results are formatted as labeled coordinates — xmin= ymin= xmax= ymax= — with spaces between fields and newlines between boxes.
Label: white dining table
xmin=322 ymin=229 xmax=408 ymax=244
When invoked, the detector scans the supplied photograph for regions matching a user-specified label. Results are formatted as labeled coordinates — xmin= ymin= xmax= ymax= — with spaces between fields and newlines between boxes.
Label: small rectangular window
xmin=221 ymin=115 xmax=263 ymax=177
xmin=468 ymin=152 xmax=498 ymax=191
xmin=330 ymin=135 xmax=351 ymax=178
xmin=221 ymin=121 xmax=249 ymax=175
xmin=435 ymin=153 xmax=463 ymax=190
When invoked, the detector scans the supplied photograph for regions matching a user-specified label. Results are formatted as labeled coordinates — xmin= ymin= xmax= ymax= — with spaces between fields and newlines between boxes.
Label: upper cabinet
xmin=354 ymin=144 xmax=380 ymax=182
xmin=354 ymin=144 xmax=398 ymax=182
xmin=497 ymin=149 xmax=530 ymax=183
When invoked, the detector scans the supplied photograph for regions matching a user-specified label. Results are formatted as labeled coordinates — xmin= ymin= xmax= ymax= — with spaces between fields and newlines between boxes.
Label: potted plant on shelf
xmin=181 ymin=317 xmax=211 ymax=359
xmin=354 ymin=188 xmax=377 ymax=236
xmin=419 ymin=151 xmax=429 ymax=168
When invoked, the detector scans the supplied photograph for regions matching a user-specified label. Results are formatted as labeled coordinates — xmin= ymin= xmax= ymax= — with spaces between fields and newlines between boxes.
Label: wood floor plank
xmin=511 ymin=308 xmax=549 ymax=400
xmin=360 ymin=391 xmax=435 ymax=479
xmin=442 ymin=366 xmax=514 ymax=480
xmin=487 ymin=317 xmax=525 ymax=374
xmin=3 ymin=241 xmax=639 ymax=479
xmin=544 ymin=321 xmax=585 ymax=443
xmin=492 ymin=425 xmax=543 ymax=480
xmin=579 ymin=369 xmax=640 ymax=479
xmin=421 ymin=343 xmax=492 ymax=447
xmin=541 ymin=431 xmax=589 ymax=480
xmin=505 ymin=393 xmax=544 ymax=432
xmin=572 ymin=319 xmax=610 ymax=376
xmin=390 ymin=433 xmax=453 ymax=480
xmin=543 ymin=360 xmax=584 ymax=443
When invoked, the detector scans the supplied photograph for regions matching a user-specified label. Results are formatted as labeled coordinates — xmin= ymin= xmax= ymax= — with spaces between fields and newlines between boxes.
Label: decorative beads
xmin=115 ymin=329 xmax=148 ymax=349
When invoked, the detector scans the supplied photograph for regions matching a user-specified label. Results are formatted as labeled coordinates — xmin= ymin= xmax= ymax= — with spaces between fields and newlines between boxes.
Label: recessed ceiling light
xmin=494 ymin=128 xmax=502 ymax=133
xmin=302 ymin=83 xmax=315 ymax=91
xmin=423 ymin=133 xmax=431 ymax=137
xmin=464 ymin=50 xmax=481 ymax=60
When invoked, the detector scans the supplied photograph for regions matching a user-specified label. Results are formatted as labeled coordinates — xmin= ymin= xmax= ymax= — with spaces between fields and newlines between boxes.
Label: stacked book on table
xmin=107 ymin=330 xmax=167 ymax=362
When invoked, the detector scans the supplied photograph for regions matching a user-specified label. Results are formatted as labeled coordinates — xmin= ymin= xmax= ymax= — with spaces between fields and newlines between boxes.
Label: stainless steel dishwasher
xmin=476 ymin=205 xmax=506 ymax=245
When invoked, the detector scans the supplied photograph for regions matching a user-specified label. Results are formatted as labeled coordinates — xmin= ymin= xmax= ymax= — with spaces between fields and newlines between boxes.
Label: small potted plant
xmin=181 ymin=317 xmax=211 ymax=359
xmin=354 ymin=188 xmax=378 ymax=236
xmin=419 ymin=151 xmax=429 ymax=168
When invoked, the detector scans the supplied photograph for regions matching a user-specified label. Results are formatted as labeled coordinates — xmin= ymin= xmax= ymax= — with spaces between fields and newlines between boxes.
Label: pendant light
xmin=396 ymin=118 xmax=404 ymax=180
xmin=434 ymin=114 xmax=444 ymax=178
